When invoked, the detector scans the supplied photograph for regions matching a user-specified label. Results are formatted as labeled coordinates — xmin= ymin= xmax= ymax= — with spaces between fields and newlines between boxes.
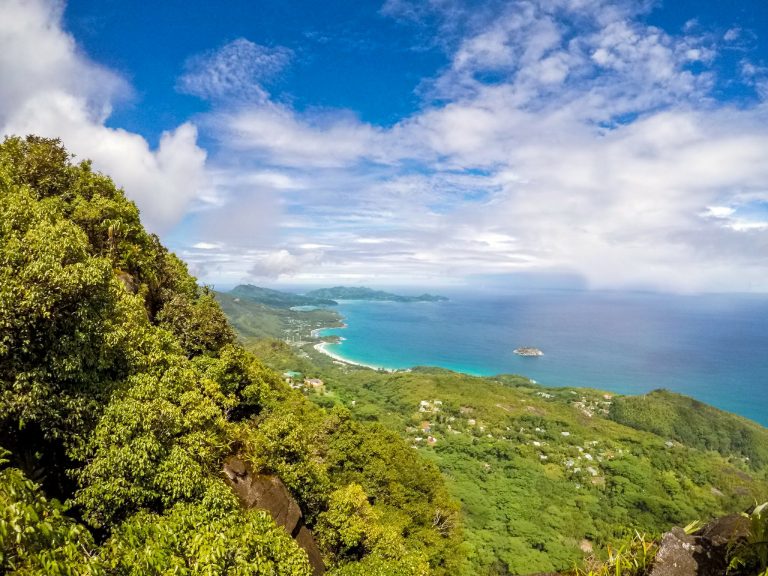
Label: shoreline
xmin=313 ymin=341 xmax=397 ymax=373
xmin=310 ymin=320 xmax=396 ymax=373
xmin=311 ymin=324 xmax=346 ymax=338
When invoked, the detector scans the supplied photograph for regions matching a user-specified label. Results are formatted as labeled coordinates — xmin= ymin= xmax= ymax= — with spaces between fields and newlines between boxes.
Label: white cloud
xmin=702 ymin=206 xmax=735 ymax=219
xmin=248 ymin=249 xmax=326 ymax=279
xmin=178 ymin=38 xmax=291 ymax=101
xmin=182 ymin=0 xmax=768 ymax=292
xmin=8 ymin=0 xmax=766 ymax=292
xmin=724 ymin=27 xmax=741 ymax=42
xmin=0 ymin=0 xmax=208 ymax=233
xmin=208 ymin=102 xmax=384 ymax=168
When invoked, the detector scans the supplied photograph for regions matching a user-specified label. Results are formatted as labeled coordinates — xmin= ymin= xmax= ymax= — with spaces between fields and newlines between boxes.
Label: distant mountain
xmin=305 ymin=286 xmax=448 ymax=302
xmin=229 ymin=284 xmax=337 ymax=308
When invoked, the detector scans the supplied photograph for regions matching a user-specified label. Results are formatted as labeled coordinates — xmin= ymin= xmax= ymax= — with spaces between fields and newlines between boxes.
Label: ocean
xmin=316 ymin=291 xmax=768 ymax=426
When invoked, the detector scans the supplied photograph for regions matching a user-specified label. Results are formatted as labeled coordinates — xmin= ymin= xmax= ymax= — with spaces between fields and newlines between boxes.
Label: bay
xmin=317 ymin=291 xmax=768 ymax=426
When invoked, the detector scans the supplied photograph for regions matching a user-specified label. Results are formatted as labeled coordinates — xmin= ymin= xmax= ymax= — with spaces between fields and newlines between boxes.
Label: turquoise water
xmin=317 ymin=291 xmax=768 ymax=426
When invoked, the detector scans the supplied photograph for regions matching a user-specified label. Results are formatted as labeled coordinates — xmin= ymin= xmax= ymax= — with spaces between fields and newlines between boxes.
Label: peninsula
xmin=229 ymin=284 xmax=337 ymax=308
xmin=305 ymin=286 xmax=448 ymax=302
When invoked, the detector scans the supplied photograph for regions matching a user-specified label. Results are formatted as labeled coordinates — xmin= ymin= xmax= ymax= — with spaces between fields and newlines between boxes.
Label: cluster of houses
xmin=407 ymin=396 xmax=623 ymax=488
xmin=418 ymin=399 xmax=443 ymax=413
xmin=570 ymin=393 xmax=613 ymax=418
xmin=282 ymin=371 xmax=325 ymax=391
xmin=408 ymin=399 xmax=446 ymax=446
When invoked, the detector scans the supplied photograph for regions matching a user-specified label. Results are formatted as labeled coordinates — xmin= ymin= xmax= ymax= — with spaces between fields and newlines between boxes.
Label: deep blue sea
xmin=316 ymin=291 xmax=768 ymax=426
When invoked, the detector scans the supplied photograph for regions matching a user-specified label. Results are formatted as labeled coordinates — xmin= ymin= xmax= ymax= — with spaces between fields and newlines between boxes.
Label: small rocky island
xmin=514 ymin=347 xmax=544 ymax=357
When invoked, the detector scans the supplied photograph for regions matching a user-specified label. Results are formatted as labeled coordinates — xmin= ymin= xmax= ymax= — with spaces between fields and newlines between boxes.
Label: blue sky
xmin=2 ymin=0 xmax=768 ymax=291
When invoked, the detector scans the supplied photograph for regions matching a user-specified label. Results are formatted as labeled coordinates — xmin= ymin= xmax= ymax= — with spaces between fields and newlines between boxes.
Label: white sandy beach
xmin=313 ymin=341 xmax=395 ymax=372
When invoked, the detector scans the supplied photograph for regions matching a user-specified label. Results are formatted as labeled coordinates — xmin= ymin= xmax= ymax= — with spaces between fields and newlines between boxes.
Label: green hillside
xmin=240 ymin=335 xmax=768 ymax=575
xmin=305 ymin=286 xmax=448 ymax=303
xmin=609 ymin=389 xmax=768 ymax=468
xmin=230 ymin=284 xmax=339 ymax=308
xmin=215 ymin=290 xmax=342 ymax=344
xmin=0 ymin=136 xmax=460 ymax=575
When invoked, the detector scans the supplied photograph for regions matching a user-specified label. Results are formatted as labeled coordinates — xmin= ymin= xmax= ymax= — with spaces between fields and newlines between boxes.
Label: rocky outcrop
xmin=223 ymin=457 xmax=325 ymax=575
xmin=522 ymin=513 xmax=752 ymax=576
xmin=649 ymin=527 xmax=701 ymax=576
xmin=514 ymin=347 xmax=544 ymax=356
xmin=649 ymin=515 xmax=750 ymax=576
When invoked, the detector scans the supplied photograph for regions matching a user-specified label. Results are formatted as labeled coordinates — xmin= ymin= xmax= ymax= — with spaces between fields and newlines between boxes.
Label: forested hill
xmin=609 ymin=389 xmax=768 ymax=468
xmin=2 ymin=135 xmax=766 ymax=576
xmin=220 ymin=296 xmax=768 ymax=574
xmin=0 ymin=136 xmax=461 ymax=575
xmin=230 ymin=284 xmax=338 ymax=308
xmin=305 ymin=286 xmax=448 ymax=302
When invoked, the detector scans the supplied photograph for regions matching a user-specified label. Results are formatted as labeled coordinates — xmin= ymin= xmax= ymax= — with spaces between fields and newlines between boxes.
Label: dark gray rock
xmin=649 ymin=527 xmax=701 ymax=576
xmin=650 ymin=515 xmax=751 ymax=576
xmin=296 ymin=526 xmax=325 ymax=576
xmin=694 ymin=514 xmax=750 ymax=551
xmin=223 ymin=457 xmax=325 ymax=575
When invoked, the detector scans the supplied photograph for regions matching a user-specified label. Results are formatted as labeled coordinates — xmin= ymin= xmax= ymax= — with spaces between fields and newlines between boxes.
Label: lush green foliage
xmin=568 ymin=531 xmax=658 ymax=576
xmin=609 ymin=389 xmax=768 ymax=468
xmin=230 ymin=284 xmax=338 ymax=308
xmin=242 ymin=401 xmax=462 ymax=572
xmin=246 ymin=337 xmax=768 ymax=575
xmin=0 ymin=136 xmax=459 ymax=575
xmin=305 ymin=286 xmax=447 ymax=303
xmin=0 ymin=450 xmax=101 ymax=575
xmin=102 ymin=503 xmax=313 ymax=576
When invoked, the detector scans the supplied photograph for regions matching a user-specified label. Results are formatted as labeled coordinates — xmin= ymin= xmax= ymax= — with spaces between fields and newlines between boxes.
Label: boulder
xmin=694 ymin=514 xmax=750 ymax=551
xmin=223 ymin=457 xmax=325 ymax=575
xmin=649 ymin=527 xmax=701 ymax=576
xmin=296 ymin=526 xmax=325 ymax=574
xmin=649 ymin=515 xmax=750 ymax=576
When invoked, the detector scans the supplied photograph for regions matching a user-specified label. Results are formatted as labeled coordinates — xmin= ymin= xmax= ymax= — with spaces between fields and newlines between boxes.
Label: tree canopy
xmin=0 ymin=136 xmax=461 ymax=575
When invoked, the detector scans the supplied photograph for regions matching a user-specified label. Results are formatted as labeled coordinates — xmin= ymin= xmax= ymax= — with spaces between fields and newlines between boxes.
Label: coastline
xmin=312 ymin=341 xmax=396 ymax=372
xmin=311 ymin=324 xmax=346 ymax=338
xmin=311 ymin=322 xmax=396 ymax=372
xmin=303 ymin=297 xmax=768 ymax=428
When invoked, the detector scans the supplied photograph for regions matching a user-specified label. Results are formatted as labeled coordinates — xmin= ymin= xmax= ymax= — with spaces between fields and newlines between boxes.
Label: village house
xmin=304 ymin=378 xmax=324 ymax=390
xmin=282 ymin=371 xmax=303 ymax=388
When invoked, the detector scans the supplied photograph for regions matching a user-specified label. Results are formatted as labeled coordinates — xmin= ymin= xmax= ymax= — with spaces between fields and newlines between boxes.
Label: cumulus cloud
xmin=181 ymin=0 xmax=768 ymax=292
xmin=248 ymin=249 xmax=327 ymax=279
xmin=0 ymin=0 xmax=208 ymax=233
xmin=10 ymin=0 xmax=765 ymax=291
xmin=209 ymin=103 xmax=383 ymax=167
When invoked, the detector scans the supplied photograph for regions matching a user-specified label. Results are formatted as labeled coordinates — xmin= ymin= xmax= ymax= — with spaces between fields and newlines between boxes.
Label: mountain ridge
xmin=305 ymin=286 xmax=448 ymax=303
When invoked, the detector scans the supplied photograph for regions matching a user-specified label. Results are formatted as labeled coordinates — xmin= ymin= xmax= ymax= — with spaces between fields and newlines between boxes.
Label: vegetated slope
xmin=216 ymin=290 xmax=342 ymax=344
xmin=230 ymin=284 xmax=338 ymax=308
xmin=305 ymin=286 xmax=448 ymax=302
xmin=0 ymin=136 xmax=461 ymax=575
xmin=243 ymin=338 xmax=768 ymax=576
xmin=609 ymin=389 xmax=768 ymax=468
